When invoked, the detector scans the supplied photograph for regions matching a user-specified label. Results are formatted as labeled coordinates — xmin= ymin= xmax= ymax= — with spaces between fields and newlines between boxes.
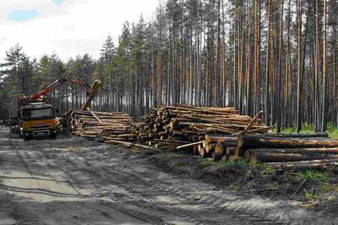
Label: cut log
xmin=247 ymin=150 xmax=338 ymax=163
xmin=266 ymin=159 xmax=338 ymax=170
xmin=211 ymin=144 xmax=226 ymax=161
xmin=243 ymin=148 xmax=338 ymax=155
xmin=176 ymin=141 xmax=204 ymax=150
xmin=259 ymin=132 xmax=329 ymax=138
xmin=238 ymin=136 xmax=338 ymax=148
xmin=226 ymin=147 xmax=236 ymax=155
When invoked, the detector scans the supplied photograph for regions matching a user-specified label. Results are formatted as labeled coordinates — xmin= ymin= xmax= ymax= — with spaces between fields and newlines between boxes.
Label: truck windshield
xmin=23 ymin=108 xmax=54 ymax=120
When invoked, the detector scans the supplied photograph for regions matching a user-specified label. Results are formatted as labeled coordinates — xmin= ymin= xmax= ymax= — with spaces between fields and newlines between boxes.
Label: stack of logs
xmin=66 ymin=105 xmax=338 ymax=170
xmin=191 ymin=132 xmax=338 ymax=170
xmin=69 ymin=110 xmax=134 ymax=142
xmin=133 ymin=104 xmax=271 ymax=150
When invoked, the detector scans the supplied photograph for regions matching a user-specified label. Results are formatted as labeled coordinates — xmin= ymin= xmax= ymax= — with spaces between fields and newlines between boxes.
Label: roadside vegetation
xmin=274 ymin=122 xmax=338 ymax=139
xmin=145 ymin=150 xmax=338 ymax=210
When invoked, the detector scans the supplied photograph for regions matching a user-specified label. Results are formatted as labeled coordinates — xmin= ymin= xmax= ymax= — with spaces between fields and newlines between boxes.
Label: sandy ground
xmin=0 ymin=126 xmax=336 ymax=225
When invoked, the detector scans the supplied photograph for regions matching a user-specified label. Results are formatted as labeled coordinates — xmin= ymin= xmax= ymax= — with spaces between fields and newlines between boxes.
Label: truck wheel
xmin=50 ymin=133 xmax=57 ymax=139
xmin=23 ymin=135 xmax=31 ymax=141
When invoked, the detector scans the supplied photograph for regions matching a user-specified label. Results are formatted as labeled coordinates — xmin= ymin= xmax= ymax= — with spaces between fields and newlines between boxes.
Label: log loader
xmin=16 ymin=79 xmax=101 ymax=140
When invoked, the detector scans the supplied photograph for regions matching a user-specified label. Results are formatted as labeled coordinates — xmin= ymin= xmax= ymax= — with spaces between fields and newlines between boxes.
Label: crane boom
xmin=30 ymin=79 xmax=89 ymax=100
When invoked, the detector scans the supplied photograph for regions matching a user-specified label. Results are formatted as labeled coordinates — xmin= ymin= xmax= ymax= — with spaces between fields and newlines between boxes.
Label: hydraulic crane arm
xmin=30 ymin=79 xmax=90 ymax=100
xmin=81 ymin=80 xmax=102 ymax=110
xmin=18 ymin=78 xmax=102 ymax=111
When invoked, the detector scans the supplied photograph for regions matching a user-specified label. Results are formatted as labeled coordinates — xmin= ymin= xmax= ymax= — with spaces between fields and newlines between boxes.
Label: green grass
xmin=130 ymin=148 xmax=141 ymax=154
xmin=198 ymin=158 xmax=214 ymax=167
xmin=278 ymin=123 xmax=315 ymax=134
xmin=297 ymin=170 xmax=331 ymax=182
xmin=276 ymin=122 xmax=338 ymax=139
xmin=262 ymin=165 xmax=276 ymax=175
xmin=171 ymin=162 xmax=187 ymax=172
xmin=326 ymin=122 xmax=338 ymax=139
xmin=304 ymin=189 xmax=320 ymax=201
xmin=318 ymin=183 xmax=336 ymax=193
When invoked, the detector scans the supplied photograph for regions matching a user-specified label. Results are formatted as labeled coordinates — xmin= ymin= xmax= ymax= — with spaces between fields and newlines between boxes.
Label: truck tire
xmin=23 ymin=135 xmax=31 ymax=141
xmin=50 ymin=133 xmax=57 ymax=139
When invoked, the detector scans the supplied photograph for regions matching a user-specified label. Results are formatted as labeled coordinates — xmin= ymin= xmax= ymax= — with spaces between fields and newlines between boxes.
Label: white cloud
xmin=0 ymin=0 xmax=159 ymax=61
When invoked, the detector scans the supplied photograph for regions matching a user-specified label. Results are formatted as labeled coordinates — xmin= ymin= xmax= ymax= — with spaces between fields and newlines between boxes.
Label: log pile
xmin=189 ymin=132 xmax=338 ymax=170
xmin=69 ymin=110 xmax=134 ymax=142
xmin=65 ymin=105 xmax=338 ymax=171
xmin=133 ymin=104 xmax=271 ymax=150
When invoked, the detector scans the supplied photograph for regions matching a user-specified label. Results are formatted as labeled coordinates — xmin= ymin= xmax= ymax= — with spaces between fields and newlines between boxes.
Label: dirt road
xmin=0 ymin=127 xmax=336 ymax=225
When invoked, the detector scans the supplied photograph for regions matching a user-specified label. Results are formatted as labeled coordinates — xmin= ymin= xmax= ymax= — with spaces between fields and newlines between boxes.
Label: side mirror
xmin=10 ymin=119 xmax=18 ymax=126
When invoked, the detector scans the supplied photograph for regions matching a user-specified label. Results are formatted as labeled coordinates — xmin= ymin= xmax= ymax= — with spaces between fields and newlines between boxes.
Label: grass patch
xmin=198 ymin=158 xmax=214 ymax=167
xmin=229 ymin=183 xmax=240 ymax=191
xmin=304 ymin=189 xmax=320 ymax=201
xmin=297 ymin=170 xmax=331 ymax=182
xmin=276 ymin=122 xmax=338 ymax=139
xmin=130 ymin=148 xmax=141 ymax=154
xmin=262 ymin=165 xmax=276 ymax=175
xmin=197 ymin=158 xmax=248 ymax=174
xmin=319 ymin=183 xmax=336 ymax=193
xmin=171 ymin=162 xmax=186 ymax=172
xmin=279 ymin=123 xmax=315 ymax=134
xmin=326 ymin=122 xmax=338 ymax=139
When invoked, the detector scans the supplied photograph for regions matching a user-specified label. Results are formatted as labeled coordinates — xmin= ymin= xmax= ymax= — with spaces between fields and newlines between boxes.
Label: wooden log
xmin=247 ymin=150 xmax=338 ymax=163
xmin=238 ymin=136 xmax=338 ymax=148
xmin=257 ymin=132 xmax=329 ymax=138
xmin=211 ymin=144 xmax=226 ymax=161
xmin=176 ymin=141 xmax=204 ymax=150
xmin=205 ymin=135 xmax=238 ymax=143
xmin=266 ymin=159 xmax=338 ymax=170
xmin=155 ymin=139 xmax=190 ymax=144
xmin=234 ymin=147 xmax=245 ymax=157
xmin=226 ymin=147 xmax=236 ymax=155
xmin=244 ymin=148 xmax=338 ymax=155
xmin=205 ymin=143 xmax=216 ymax=153
xmin=105 ymin=139 xmax=133 ymax=147
xmin=235 ymin=111 xmax=263 ymax=136
xmin=193 ymin=145 xmax=200 ymax=155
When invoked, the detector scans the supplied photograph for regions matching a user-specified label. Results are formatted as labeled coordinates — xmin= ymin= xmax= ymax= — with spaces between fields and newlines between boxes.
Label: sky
xmin=0 ymin=0 xmax=159 ymax=61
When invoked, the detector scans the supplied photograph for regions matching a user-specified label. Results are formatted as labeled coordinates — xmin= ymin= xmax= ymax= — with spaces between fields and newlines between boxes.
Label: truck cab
xmin=18 ymin=101 xmax=58 ymax=140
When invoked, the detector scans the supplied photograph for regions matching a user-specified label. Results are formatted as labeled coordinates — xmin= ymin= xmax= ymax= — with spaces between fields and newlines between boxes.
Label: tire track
xmin=1 ymin=132 xmax=334 ymax=225
xmin=63 ymin=150 xmax=266 ymax=225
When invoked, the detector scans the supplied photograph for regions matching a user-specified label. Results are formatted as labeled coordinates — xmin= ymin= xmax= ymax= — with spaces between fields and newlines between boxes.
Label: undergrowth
xmin=276 ymin=122 xmax=338 ymax=139
xmin=296 ymin=170 xmax=331 ymax=182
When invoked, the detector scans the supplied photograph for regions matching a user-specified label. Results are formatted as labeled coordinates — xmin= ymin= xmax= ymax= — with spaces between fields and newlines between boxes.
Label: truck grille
xmin=33 ymin=130 xmax=50 ymax=136
xmin=31 ymin=124 xmax=50 ymax=129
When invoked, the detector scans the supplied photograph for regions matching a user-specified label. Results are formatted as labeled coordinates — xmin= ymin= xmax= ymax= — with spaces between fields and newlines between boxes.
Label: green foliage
xmin=304 ymin=189 xmax=319 ymax=201
xmin=130 ymin=148 xmax=141 ymax=154
xmin=229 ymin=183 xmax=240 ymax=191
xmin=171 ymin=162 xmax=186 ymax=171
xmin=326 ymin=122 xmax=338 ymax=139
xmin=318 ymin=183 xmax=336 ymax=193
xmin=262 ymin=166 xmax=276 ymax=175
xmin=279 ymin=123 xmax=315 ymax=134
xmin=225 ymin=160 xmax=248 ymax=170
xmin=297 ymin=170 xmax=331 ymax=182
xmin=278 ymin=122 xmax=338 ymax=139
xmin=198 ymin=158 xmax=214 ymax=167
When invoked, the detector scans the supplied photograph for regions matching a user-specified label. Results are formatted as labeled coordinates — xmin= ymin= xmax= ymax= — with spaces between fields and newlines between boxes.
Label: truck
xmin=15 ymin=79 xmax=101 ymax=141
xmin=18 ymin=100 xmax=58 ymax=140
